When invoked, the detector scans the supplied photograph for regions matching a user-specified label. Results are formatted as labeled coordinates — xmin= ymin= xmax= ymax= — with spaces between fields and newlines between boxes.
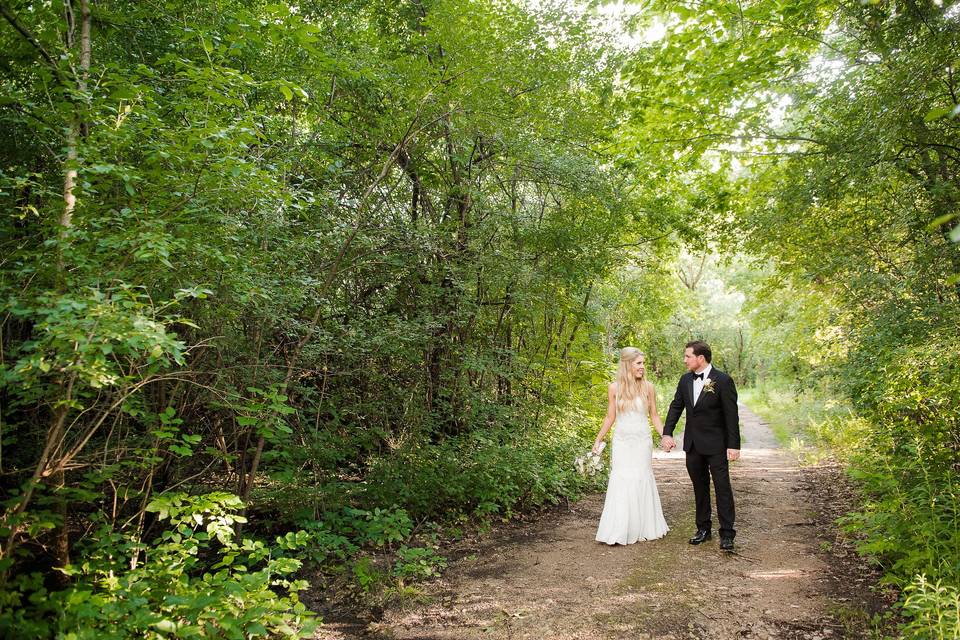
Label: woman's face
xmin=631 ymin=355 xmax=646 ymax=379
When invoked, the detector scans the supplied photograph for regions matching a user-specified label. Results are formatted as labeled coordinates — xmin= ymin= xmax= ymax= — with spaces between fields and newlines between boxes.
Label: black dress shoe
xmin=719 ymin=536 xmax=734 ymax=551
xmin=688 ymin=529 xmax=712 ymax=545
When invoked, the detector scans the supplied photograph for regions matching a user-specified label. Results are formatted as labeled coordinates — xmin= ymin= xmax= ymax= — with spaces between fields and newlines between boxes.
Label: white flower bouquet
xmin=574 ymin=441 xmax=606 ymax=477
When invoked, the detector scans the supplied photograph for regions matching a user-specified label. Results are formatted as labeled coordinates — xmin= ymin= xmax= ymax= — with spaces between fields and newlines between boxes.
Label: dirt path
xmin=317 ymin=406 xmax=861 ymax=639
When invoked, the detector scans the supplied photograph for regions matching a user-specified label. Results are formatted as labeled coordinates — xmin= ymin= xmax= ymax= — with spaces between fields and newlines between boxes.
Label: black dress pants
xmin=685 ymin=442 xmax=736 ymax=537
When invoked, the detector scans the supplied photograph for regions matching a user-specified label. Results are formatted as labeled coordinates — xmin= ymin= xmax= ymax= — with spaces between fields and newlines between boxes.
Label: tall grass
xmin=739 ymin=379 xmax=864 ymax=464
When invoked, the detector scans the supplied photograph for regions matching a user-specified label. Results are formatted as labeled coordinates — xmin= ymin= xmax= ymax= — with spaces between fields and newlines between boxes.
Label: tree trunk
xmin=61 ymin=0 xmax=90 ymax=236
xmin=47 ymin=0 xmax=92 ymax=579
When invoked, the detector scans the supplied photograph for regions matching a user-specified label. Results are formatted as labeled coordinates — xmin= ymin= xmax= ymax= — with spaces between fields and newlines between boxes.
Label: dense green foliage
xmin=2 ymin=493 xmax=315 ymax=638
xmin=622 ymin=0 xmax=960 ymax=635
xmin=0 ymin=0 xmax=682 ymax=635
xmin=2 ymin=0 xmax=959 ymax=636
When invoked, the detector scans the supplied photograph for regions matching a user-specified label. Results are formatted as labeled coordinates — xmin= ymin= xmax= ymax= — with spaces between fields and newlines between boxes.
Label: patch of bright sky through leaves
xmin=523 ymin=1 xmax=873 ymax=175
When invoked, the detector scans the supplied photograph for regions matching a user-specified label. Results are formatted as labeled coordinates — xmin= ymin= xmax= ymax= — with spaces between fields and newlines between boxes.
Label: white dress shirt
xmin=692 ymin=364 xmax=712 ymax=405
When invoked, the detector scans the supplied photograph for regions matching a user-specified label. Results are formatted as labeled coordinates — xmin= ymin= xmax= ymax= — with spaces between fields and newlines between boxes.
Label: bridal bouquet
xmin=574 ymin=441 xmax=606 ymax=477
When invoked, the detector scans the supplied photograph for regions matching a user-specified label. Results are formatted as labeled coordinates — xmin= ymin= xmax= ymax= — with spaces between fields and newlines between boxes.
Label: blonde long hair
xmin=616 ymin=347 xmax=650 ymax=413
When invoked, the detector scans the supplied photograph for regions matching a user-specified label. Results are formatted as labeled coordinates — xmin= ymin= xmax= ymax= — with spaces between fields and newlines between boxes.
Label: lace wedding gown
xmin=595 ymin=398 xmax=669 ymax=544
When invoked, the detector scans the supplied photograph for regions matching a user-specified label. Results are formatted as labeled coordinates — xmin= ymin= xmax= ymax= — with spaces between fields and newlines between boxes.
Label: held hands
xmin=727 ymin=448 xmax=741 ymax=461
xmin=660 ymin=435 xmax=676 ymax=452
xmin=592 ymin=441 xmax=603 ymax=455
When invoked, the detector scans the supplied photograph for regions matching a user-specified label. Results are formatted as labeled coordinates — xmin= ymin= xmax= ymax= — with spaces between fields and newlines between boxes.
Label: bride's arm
xmin=647 ymin=381 xmax=665 ymax=436
xmin=592 ymin=383 xmax=617 ymax=453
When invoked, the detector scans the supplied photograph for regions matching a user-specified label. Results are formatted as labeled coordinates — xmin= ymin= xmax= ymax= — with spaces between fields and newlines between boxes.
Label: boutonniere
xmin=702 ymin=379 xmax=717 ymax=394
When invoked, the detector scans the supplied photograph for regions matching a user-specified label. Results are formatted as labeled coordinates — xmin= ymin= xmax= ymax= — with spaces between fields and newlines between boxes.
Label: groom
xmin=661 ymin=340 xmax=740 ymax=551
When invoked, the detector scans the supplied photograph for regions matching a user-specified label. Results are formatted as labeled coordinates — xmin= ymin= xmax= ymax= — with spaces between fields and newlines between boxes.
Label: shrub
xmin=0 ymin=493 xmax=317 ymax=639
xmin=393 ymin=546 xmax=447 ymax=580
xmin=361 ymin=425 xmax=595 ymax=524
xmin=901 ymin=574 xmax=960 ymax=640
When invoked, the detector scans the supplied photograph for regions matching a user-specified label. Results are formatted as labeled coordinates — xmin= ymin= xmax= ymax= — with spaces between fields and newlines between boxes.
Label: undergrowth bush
xmin=0 ymin=493 xmax=317 ymax=639
xmin=393 ymin=545 xmax=447 ymax=580
xmin=841 ymin=329 xmax=959 ymax=638
xmin=746 ymin=333 xmax=960 ymax=639
xmin=361 ymin=425 xmax=597 ymax=523
xmin=901 ymin=574 xmax=960 ymax=640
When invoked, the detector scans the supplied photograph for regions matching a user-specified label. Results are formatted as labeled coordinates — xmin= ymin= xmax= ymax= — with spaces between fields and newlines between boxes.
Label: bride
xmin=592 ymin=347 xmax=669 ymax=544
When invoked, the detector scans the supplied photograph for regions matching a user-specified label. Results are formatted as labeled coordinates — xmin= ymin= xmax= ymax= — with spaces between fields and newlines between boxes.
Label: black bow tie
xmin=693 ymin=373 xmax=704 ymax=380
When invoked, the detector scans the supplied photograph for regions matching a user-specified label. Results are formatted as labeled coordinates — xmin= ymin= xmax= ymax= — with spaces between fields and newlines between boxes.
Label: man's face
xmin=683 ymin=347 xmax=704 ymax=372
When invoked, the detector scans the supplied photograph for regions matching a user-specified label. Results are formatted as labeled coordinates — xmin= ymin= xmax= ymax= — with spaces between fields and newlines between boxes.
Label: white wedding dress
xmin=595 ymin=398 xmax=669 ymax=544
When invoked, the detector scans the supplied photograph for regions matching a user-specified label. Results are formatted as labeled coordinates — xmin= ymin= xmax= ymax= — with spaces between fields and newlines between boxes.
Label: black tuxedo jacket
xmin=663 ymin=367 xmax=740 ymax=455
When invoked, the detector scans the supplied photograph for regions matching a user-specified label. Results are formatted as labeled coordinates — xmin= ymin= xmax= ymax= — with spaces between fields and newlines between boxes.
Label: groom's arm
xmin=721 ymin=374 xmax=741 ymax=450
xmin=663 ymin=379 xmax=685 ymax=437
